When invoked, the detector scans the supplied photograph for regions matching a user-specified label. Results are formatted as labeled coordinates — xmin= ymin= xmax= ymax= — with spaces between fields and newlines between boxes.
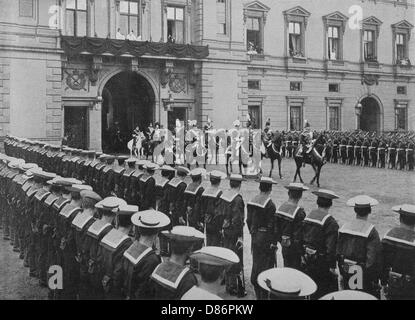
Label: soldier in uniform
xmin=182 ymin=247 xmax=240 ymax=300
xmin=101 ymin=156 xmax=117 ymax=197
xmin=156 ymin=165 xmax=176 ymax=214
xmin=387 ymin=139 xmax=397 ymax=169
xmin=92 ymin=154 xmax=108 ymax=196
xmin=184 ymin=168 xmax=205 ymax=230
xmin=257 ymin=267 xmax=317 ymax=300
xmin=112 ymin=156 xmax=128 ymax=198
xmin=71 ymin=190 xmax=102 ymax=300
xmin=347 ymin=137 xmax=355 ymax=166
xmin=98 ymin=204 xmax=136 ymax=299
xmin=369 ymin=138 xmax=378 ymax=168
xmin=337 ymin=195 xmax=382 ymax=298
xmin=150 ymin=226 xmax=204 ymax=300
xmin=118 ymin=158 xmax=136 ymax=203
xmin=275 ymin=183 xmax=309 ymax=269
xmin=300 ymin=189 xmax=340 ymax=299
xmin=127 ymin=159 xmax=146 ymax=206
xmin=201 ymin=170 xmax=226 ymax=246
xmin=220 ymin=174 xmax=245 ymax=297
xmin=378 ymin=139 xmax=387 ymax=168
xmin=339 ymin=136 xmax=347 ymax=165
xmin=85 ymin=197 xmax=126 ymax=299
xmin=332 ymin=137 xmax=339 ymax=164
xmin=381 ymin=204 xmax=415 ymax=300
xmin=247 ymin=177 xmax=278 ymax=300
xmin=139 ymin=162 xmax=158 ymax=210
xmin=407 ymin=140 xmax=414 ymax=171
xmin=355 ymin=138 xmax=362 ymax=166
xmin=397 ymin=140 xmax=407 ymax=170
xmin=166 ymin=166 xmax=189 ymax=227
xmin=362 ymin=137 xmax=370 ymax=167
xmin=121 ymin=210 xmax=170 ymax=300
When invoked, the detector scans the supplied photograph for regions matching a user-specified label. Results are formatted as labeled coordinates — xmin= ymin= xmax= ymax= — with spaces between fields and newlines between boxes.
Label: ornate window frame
xmin=361 ymin=16 xmax=382 ymax=63
xmin=323 ymin=11 xmax=348 ymax=62
xmin=325 ymin=97 xmax=343 ymax=130
xmin=243 ymin=1 xmax=271 ymax=54
xmin=391 ymin=20 xmax=413 ymax=66
xmin=286 ymin=96 xmax=306 ymax=130
xmin=283 ymin=6 xmax=311 ymax=59
xmin=394 ymin=99 xmax=409 ymax=130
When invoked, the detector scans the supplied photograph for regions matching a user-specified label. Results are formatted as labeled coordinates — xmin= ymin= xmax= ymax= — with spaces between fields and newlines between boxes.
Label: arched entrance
xmin=102 ymin=72 xmax=155 ymax=153
xmin=359 ymin=96 xmax=382 ymax=132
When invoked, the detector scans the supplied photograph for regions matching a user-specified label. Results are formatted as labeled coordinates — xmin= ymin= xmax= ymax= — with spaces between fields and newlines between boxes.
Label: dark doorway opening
xmin=167 ymin=107 xmax=188 ymax=133
xmin=102 ymin=72 xmax=155 ymax=153
xmin=360 ymin=97 xmax=381 ymax=132
xmin=64 ymin=106 xmax=88 ymax=149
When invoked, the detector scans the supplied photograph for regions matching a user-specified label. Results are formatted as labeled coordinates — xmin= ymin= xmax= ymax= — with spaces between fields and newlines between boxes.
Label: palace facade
xmin=0 ymin=0 xmax=414 ymax=151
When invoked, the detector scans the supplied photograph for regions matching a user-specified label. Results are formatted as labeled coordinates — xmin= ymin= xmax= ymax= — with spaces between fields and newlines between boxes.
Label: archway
xmin=102 ymin=71 xmax=155 ymax=153
xmin=359 ymin=96 xmax=381 ymax=132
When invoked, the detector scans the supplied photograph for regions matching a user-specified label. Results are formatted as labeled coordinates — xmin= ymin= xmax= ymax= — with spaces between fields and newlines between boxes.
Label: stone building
xmin=0 ymin=0 xmax=414 ymax=151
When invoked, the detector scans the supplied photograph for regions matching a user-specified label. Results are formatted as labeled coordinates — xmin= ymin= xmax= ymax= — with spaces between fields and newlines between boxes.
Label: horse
xmin=293 ymin=136 xmax=326 ymax=187
xmin=261 ymin=131 xmax=283 ymax=179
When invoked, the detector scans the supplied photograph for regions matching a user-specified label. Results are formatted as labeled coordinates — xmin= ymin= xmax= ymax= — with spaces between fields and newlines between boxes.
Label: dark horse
xmin=261 ymin=131 xmax=283 ymax=179
xmin=293 ymin=135 xmax=326 ymax=187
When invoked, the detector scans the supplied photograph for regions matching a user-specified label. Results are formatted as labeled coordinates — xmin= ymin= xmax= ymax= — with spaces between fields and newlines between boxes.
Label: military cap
xmin=66 ymin=184 xmax=93 ymax=193
xmin=105 ymin=155 xmax=116 ymax=163
xmin=80 ymin=150 xmax=89 ymax=156
xmin=125 ymin=157 xmax=137 ymax=164
xmin=346 ymin=195 xmax=378 ymax=208
xmin=117 ymin=204 xmax=138 ymax=216
xmin=228 ymin=173 xmax=245 ymax=182
xmin=258 ymin=267 xmax=317 ymax=298
xmin=95 ymin=197 xmax=127 ymax=211
xmin=161 ymin=226 xmax=205 ymax=243
xmin=117 ymin=155 xmax=129 ymax=164
xmin=160 ymin=165 xmax=175 ymax=172
xmin=136 ymin=159 xmax=148 ymax=168
xmin=257 ymin=176 xmax=278 ymax=185
xmin=189 ymin=168 xmax=206 ymax=178
xmin=208 ymin=170 xmax=227 ymax=180
xmin=86 ymin=150 xmax=96 ymax=157
xmin=320 ymin=290 xmax=377 ymax=300
xmin=131 ymin=210 xmax=170 ymax=229
xmin=392 ymin=204 xmax=415 ymax=218
xmin=80 ymin=190 xmax=102 ymax=203
xmin=284 ymin=183 xmax=309 ymax=191
xmin=176 ymin=166 xmax=190 ymax=175
xmin=144 ymin=162 xmax=159 ymax=171
xmin=98 ymin=154 xmax=109 ymax=160
xmin=21 ymin=163 xmax=39 ymax=171
xmin=312 ymin=189 xmax=339 ymax=200
xmin=190 ymin=246 xmax=239 ymax=267
xmin=96 ymin=151 xmax=103 ymax=157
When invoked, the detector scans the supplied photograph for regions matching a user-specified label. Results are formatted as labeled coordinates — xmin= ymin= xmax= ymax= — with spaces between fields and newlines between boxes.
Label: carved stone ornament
xmin=65 ymin=69 xmax=87 ymax=91
xmin=169 ymin=74 xmax=186 ymax=93
xmin=361 ymin=74 xmax=379 ymax=86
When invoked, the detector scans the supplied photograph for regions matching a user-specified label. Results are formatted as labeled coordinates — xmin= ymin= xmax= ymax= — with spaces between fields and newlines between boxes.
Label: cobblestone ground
xmin=0 ymin=158 xmax=413 ymax=299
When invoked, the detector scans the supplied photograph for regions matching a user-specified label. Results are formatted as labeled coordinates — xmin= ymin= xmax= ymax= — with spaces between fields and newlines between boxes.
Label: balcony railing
xmin=60 ymin=36 xmax=209 ymax=60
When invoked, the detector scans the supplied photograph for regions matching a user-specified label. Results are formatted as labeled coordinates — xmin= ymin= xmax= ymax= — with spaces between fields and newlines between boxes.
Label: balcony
xmin=393 ymin=58 xmax=414 ymax=77
xmin=60 ymin=36 xmax=209 ymax=60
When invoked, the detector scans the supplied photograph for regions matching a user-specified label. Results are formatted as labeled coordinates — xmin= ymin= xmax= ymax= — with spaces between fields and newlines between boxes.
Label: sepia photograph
xmin=0 ymin=0 xmax=414 ymax=304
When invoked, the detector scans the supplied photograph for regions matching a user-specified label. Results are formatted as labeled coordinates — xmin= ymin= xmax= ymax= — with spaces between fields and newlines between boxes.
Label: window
xmin=397 ymin=86 xmax=407 ymax=95
xmin=248 ymin=80 xmax=260 ymax=90
xmin=392 ymin=20 xmax=413 ymax=66
xmin=167 ymin=7 xmax=184 ymax=44
xmin=290 ymin=106 xmax=302 ymax=131
xmin=329 ymin=83 xmax=339 ymax=92
xmin=66 ymin=0 xmax=87 ymax=37
xmin=363 ymin=30 xmax=376 ymax=61
xmin=290 ymin=82 xmax=302 ymax=91
xmin=289 ymin=22 xmax=303 ymax=57
xmin=19 ymin=0 xmax=33 ymax=17
xmin=396 ymin=107 xmax=407 ymax=130
xmin=217 ymin=0 xmax=227 ymax=35
xmin=119 ymin=1 xmax=140 ymax=37
xmin=246 ymin=17 xmax=262 ymax=53
xmin=327 ymin=26 xmax=339 ymax=60
xmin=329 ymin=107 xmax=340 ymax=130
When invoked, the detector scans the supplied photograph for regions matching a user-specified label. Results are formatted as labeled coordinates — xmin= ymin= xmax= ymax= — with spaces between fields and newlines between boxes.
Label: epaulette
xmin=123 ymin=242 xmax=154 ymax=266
xmin=151 ymin=261 xmax=190 ymax=291
xmin=100 ymin=229 xmax=132 ymax=252
xmin=220 ymin=190 xmax=239 ymax=203
xmin=34 ymin=189 xmax=51 ymax=201
xmin=59 ymin=204 xmax=82 ymax=220
xmin=339 ymin=220 xmax=374 ymax=238
xmin=202 ymin=187 xmax=222 ymax=198
xmin=86 ymin=220 xmax=113 ymax=240
xmin=43 ymin=194 xmax=60 ymax=208
xmin=72 ymin=212 xmax=95 ymax=232
xmin=248 ymin=194 xmax=271 ymax=209
xmin=168 ymin=177 xmax=185 ymax=188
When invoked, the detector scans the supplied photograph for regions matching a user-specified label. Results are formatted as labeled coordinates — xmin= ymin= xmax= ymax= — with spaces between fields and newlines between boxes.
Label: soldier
xmin=220 ymin=174 xmax=245 ymax=297
xmin=332 ymin=137 xmax=339 ymax=164
xmin=381 ymin=204 xmax=415 ymax=300
xmin=98 ymin=204 xmax=136 ymax=299
xmin=388 ymin=139 xmax=397 ymax=169
xmin=101 ymin=156 xmax=117 ymax=197
xmin=112 ymin=156 xmax=128 ymax=198
xmin=397 ymin=140 xmax=407 ymax=170
xmin=184 ymin=168 xmax=205 ymax=231
xmin=275 ymin=183 xmax=309 ymax=269
xmin=339 ymin=136 xmax=347 ymax=165
xmin=378 ymin=139 xmax=387 ymax=168
xmin=71 ymin=190 xmax=102 ymax=300
xmin=139 ymin=162 xmax=159 ymax=210
xmin=201 ymin=170 xmax=226 ymax=246
xmin=156 ymin=165 xmax=176 ymax=214
xmin=85 ymin=151 xmax=99 ymax=187
xmin=122 ymin=210 xmax=170 ymax=300
xmin=92 ymin=154 xmax=108 ymax=196
xmin=337 ymin=195 xmax=382 ymax=298
xmin=181 ymin=247 xmax=240 ymax=300
xmin=127 ymin=159 xmax=146 ymax=207
xmin=257 ymin=267 xmax=317 ymax=300
xmin=85 ymin=197 xmax=126 ymax=299
xmin=369 ymin=138 xmax=378 ymax=168
xmin=300 ymin=189 xmax=340 ymax=299
xmin=165 ymin=166 xmax=189 ymax=227
xmin=286 ymin=134 xmax=293 ymax=158
xmin=347 ymin=137 xmax=355 ymax=166
xmin=119 ymin=158 xmax=136 ymax=203
xmin=247 ymin=177 xmax=278 ymax=300
xmin=150 ymin=226 xmax=204 ymax=300
xmin=355 ymin=138 xmax=362 ymax=166
xmin=407 ymin=140 xmax=414 ymax=171
xmin=362 ymin=137 xmax=370 ymax=167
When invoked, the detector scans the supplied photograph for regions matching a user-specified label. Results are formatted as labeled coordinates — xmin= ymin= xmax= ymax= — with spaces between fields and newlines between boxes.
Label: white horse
xmin=127 ymin=132 xmax=145 ymax=158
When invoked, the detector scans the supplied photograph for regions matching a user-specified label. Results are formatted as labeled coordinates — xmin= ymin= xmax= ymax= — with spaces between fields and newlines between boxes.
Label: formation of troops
xmin=0 ymin=134 xmax=414 ymax=300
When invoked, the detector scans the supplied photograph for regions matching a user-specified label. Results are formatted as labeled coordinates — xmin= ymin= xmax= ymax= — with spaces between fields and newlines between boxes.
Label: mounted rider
xmin=299 ymin=120 xmax=314 ymax=158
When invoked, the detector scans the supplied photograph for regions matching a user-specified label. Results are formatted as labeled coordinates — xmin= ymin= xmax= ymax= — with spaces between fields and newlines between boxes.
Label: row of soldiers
xmin=0 ymin=135 xmax=245 ymax=300
xmin=1 ymin=135 xmax=414 ymax=300
xmin=270 ymin=129 xmax=414 ymax=171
